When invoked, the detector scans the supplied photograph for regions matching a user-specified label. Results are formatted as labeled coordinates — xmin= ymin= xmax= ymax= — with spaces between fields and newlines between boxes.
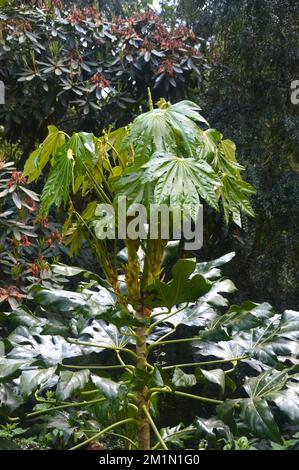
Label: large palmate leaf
xmin=172 ymin=368 xmax=197 ymax=388
xmin=38 ymin=132 xmax=96 ymax=215
xmin=146 ymin=259 xmax=211 ymax=310
xmin=239 ymin=369 xmax=299 ymax=443
xmin=193 ymin=300 xmax=299 ymax=370
xmin=142 ymin=152 xmax=220 ymax=218
xmin=40 ymin=142 xmax=75 ymax=215
xmin=79 ymin=320 xmax=131 ymax=352
xmin=121 ymin=100 xmax=206 ymax=157
xmin=7 ymin=326 xmax=82 ymax=366
xmin=218 ymin=369 xmax=299 ymax=445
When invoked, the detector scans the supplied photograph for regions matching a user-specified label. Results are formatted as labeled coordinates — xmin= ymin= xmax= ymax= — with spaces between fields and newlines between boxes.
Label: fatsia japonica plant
xmin=2 ymin=96 xmax=299 ymax=451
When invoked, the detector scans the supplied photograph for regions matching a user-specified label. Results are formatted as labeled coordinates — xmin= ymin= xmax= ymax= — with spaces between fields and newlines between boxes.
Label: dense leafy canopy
xmin=0 ymin=3 xmax=206 ymax=160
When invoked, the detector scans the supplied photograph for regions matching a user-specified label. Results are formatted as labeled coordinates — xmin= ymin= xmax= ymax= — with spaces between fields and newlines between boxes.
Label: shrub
xmin=0 ymin=158 xmax=66 ymax=311
xmin=0 ymin=3 xmax=207 ymax=158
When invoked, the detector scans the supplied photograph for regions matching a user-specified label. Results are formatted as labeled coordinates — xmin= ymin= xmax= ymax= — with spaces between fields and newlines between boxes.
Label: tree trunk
xmin=136 ymin=326 xmax=150 ymax=450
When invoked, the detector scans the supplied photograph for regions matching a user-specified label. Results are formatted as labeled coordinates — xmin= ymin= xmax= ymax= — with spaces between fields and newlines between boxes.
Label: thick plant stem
xmin=136 ymin=325 xmax=151 ymax=450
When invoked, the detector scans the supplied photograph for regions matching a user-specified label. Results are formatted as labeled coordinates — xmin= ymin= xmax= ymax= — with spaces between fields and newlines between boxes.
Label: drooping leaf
xmin=40 ymin=142 xmax=75 ymax=215
xmin=160 ymin=423 xmax=196 ymax=449
xmin=23 ymin=125 xmax=66 ymax=183
xmin=0 ymin=358 xmax=30 ymax=379
xmin=143 ymin=152 xmax=221 ymax=218
xmin=20 ymin=367 xmax=57 ymax=397
xmin=239 ymin=369 xmax=294 ymax=444
xmin=56 ymin=370 xmax=90 ymax=401
xmin=198 ymin=368 xmax=225 ymax=393
xmin=172 ymin=367 xmax=197 ymax=388
xmin=91 ymin=375 xmax=120 ymax=399
xmin=195 ymin=416 xmax=232 ymax=442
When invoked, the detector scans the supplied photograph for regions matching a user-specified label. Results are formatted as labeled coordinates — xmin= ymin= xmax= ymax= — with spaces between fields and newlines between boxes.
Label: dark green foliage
xmin=0 ymin=160 xmax=67 ymax=311
xmin=0 ymin=3 xmax=206 ymax=161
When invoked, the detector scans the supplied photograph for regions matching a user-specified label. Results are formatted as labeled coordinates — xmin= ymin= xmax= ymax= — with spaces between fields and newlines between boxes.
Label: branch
xmin=67 ymin=338 xmax=138 ymax=359
xmin=149 ymin=304 xmax=188 ymax=331
xmin=8 ymin=398 xmax=106 ymax=422
xmin=142 ymin=405 xmax=168 ymax=450
xmin=162 ymin=356 xmax=249 ymax=370
xmin=69 ymin=418 xmax=136 ymax=450
xmin=61 ymin=363 xmax=131 ymax=371
xmin=148 ymin=336 xmax=201 ymax=351
xmin=148 ymin=387 xmax=223 ymax=405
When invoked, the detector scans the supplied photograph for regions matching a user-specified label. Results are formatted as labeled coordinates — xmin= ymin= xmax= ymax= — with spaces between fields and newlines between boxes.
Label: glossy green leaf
xmin=56 ymin=370 xmax=90 ymax=401
xmin=198 ymin=368 xmax=225 ymax=393
xmin=20 ymin=367 xmax=56 ymax=397
xmin=91 ymin=375 xmax=120 ymax=399
xmin=147 ymin=259 xmax=211 ymax=310
xmin=172 ymin=368 xmax=196 ymax=388
xmin=23 ymin=125 xmax=65 ymax=183
xmin=0 ymin=358 xmax=30 ymax=379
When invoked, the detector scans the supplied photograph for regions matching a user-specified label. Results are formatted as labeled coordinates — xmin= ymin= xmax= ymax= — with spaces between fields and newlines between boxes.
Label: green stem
xmin=148 ymin=336 xmax=200 ymax=351
xmin=107 ymin=432 xmax=138 ymax=449
xmin=147 ymin=87 xmax=154 ymax=111
xmin=69 ymin=418 xmax=136 ymax=450
xmin=162 ymin=356 xmax=249 ymax=370
xmin=116 ymin=351 xmax=134 ymax=374
xmin=8 ymin=398 xmax=105 ymax=422
xmin=80 ymin=390 xmax=99 ymax=396
xmin=172 ymin=390 xmax=223 ymax=405
xmin=149 ymin=305 xmax=188 ymax=330
xmin=82 ymin=162 xmax=111 ymax=204
xmin=150 ymin=327 xmax=177 ymax=345
xmin=148 ymin=387 xmax=223 ymax=405
xmin=62 ymin=363 xmax=130 ymax=371
xmin=142 ymin=405 xmax=168 ymax=450
xmin=67 ymin=339 xmax=138 ymax=359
